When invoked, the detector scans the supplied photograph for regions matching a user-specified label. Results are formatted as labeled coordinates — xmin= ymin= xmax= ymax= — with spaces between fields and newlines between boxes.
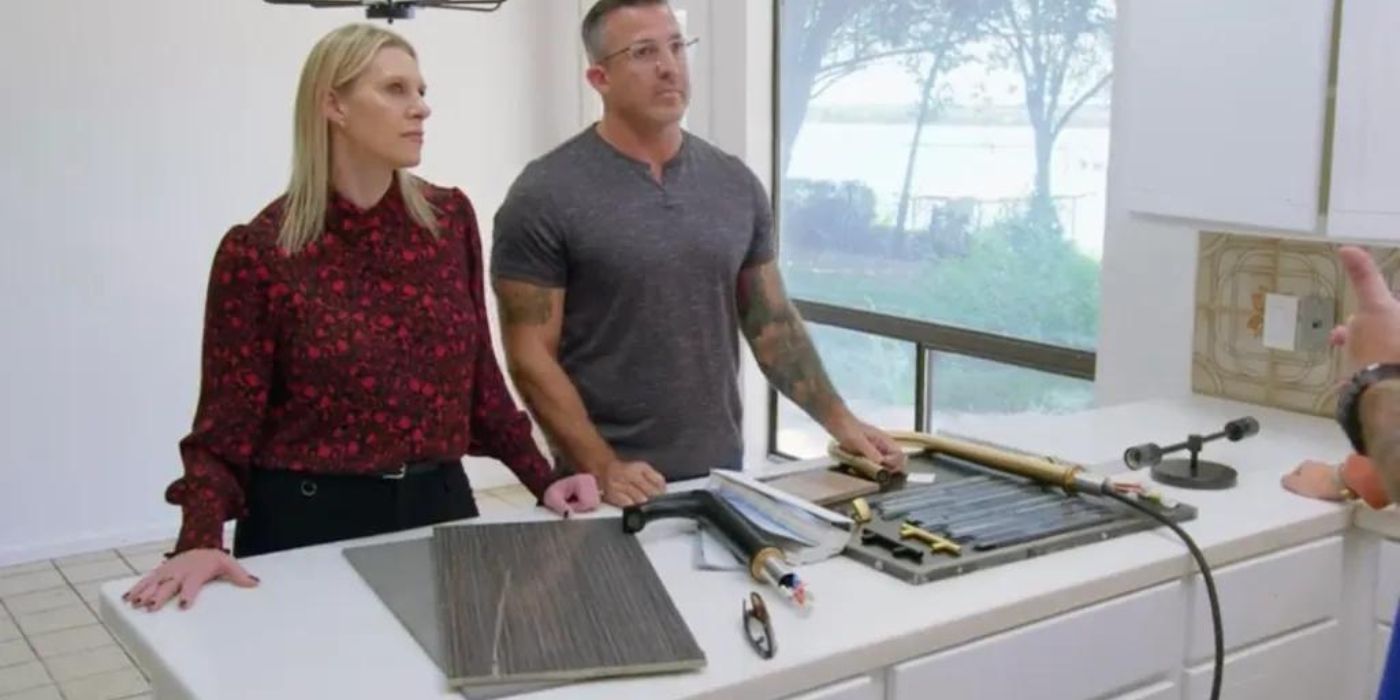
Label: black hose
xmin=621 ymin=490 xmax=774 ymax=562
xmin=1105 ymin=489 xmax=1223 ymax=700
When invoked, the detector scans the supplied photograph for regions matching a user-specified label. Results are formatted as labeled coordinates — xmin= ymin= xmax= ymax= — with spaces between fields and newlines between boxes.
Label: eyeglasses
xmin=596 ymin=36 xmax=700 ymax=67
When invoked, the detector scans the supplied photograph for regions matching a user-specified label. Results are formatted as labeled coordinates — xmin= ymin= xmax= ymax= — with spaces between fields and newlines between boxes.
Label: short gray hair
xmin=581 ymin=0 xmax=669 ymax=62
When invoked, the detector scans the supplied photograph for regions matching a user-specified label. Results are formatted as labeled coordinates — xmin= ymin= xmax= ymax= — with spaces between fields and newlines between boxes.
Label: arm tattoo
xmin=1362 ymin=379 xmax=1400 ymax=502
xmin=498 ymin=284 xmax=554 ymax=326
xmin=737 ymin=265 xmax=844 ymax=424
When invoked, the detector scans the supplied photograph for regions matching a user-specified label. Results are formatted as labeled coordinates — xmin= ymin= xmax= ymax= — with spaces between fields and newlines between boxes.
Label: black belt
xmin=376 ymin=459 xmax=452 ymax=480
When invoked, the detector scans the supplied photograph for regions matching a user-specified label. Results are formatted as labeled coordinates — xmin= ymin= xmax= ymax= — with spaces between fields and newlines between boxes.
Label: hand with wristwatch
xmin=1283 ymin=247 xmax=1400 ymax=508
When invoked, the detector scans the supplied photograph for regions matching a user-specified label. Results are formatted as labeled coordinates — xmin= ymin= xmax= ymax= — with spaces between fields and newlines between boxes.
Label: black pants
xmin=232 ymin=463 xmax=479 ymax=558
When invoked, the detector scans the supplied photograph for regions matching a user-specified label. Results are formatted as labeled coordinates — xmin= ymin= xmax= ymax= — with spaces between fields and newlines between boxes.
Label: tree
xmin=981 ymin=0 xmax=1113 ymax=231
xmin=892 ymin=1 xmax=983 ymax=236
xmin=779 ymin=0 xmax=928 ymax=177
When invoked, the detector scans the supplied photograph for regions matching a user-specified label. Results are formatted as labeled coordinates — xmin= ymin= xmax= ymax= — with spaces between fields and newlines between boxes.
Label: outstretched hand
xmin=1333 ymin=246 xmax=1400 ymax=371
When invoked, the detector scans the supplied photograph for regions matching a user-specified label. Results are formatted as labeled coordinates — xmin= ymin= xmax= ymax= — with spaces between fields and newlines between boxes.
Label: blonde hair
xmin=280 ymin=24 xmax=439 ymax=253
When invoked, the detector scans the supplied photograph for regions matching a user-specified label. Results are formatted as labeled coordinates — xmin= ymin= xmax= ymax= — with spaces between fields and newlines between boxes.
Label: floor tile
xmin=52 ymin=552 xmax=118 ymax=568
xmin=41 ymin=646 xmax=131 ymax=683
xmin=0 ymin=562 xmax=54 ymax=580
xmin=14 ymin=605 xmax=96 ymax=638
xmin=57 ymin=667 xmax=148 ymax=700
xmin=28 ymin=626 xmax=114 ymax=659
xmin=0 ymin=684 xmax=62 ymax=700
xmin=1 ymin=588 xmax=80 ymax=617
xmin=0 ymin=639 xmax=35 ymax=668
xmin=0 ymin=618 xmax=19 ymax=644
xmin=116 ymin=554 xmax=162 ymax=576
xmin=56 ymin=561 xmax=133 ymax=587
xmin=114 ymin=541 xmax=172 ymax=559
xmin=0 ymin=661 xmax=50 ymax=695
xmin=72 ymin=582 xmax=110 ymax=608
xmin=0 ymin=573 xmax=65 ymax=600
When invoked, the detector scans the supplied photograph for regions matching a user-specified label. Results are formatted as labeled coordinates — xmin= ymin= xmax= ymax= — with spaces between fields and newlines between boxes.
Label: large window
xmin=773 ymin=0 xmax=1114 ymax=457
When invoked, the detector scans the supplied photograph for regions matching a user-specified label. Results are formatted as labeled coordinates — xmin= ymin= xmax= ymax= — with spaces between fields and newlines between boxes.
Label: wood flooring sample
xmin=766 ymin=469 xmax=879 ymax=505
xmin=432 ymin=519 xmax=705 ymax=687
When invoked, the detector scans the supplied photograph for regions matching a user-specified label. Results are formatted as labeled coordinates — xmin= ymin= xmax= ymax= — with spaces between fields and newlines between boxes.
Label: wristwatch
xmin=1330 ymin=465 xmax=1358 ymax=502
xmin=1335 ymin=362 xmax=1400 ymax=455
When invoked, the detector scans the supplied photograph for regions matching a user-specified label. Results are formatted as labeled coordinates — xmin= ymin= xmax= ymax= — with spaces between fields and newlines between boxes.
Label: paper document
xmin=705 ymin=470 xmax=855 ymax=565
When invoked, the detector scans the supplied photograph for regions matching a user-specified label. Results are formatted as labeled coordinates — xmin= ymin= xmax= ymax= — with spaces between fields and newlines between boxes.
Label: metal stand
xmin=1123 ymin=417 xmax=1258 ymax=490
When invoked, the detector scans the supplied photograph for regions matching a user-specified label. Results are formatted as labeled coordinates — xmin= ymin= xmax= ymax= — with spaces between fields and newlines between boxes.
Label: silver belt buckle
xmin=381 ymin=464 xmax=409 ymax=480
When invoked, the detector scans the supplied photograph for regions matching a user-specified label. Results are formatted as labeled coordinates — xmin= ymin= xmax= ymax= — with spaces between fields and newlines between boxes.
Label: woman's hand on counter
xmin=542 ymin=473 xmax=601 ymax=516
xmin=122 ymin=549 xmax=259 ymax=612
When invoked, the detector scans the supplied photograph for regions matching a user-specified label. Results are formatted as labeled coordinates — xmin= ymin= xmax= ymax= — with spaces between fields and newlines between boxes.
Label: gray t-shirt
xmin=491 ymin=127 xmax=774 ymax=481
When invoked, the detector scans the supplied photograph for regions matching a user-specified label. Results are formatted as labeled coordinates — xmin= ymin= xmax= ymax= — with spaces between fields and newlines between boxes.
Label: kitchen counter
xmin=99 ymin=396 xmax=1367 ymax=699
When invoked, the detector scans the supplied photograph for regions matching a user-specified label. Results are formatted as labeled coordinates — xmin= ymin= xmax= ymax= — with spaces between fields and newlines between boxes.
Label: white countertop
xmin=1354 ymin=505 xmax=1400 ymax=538
xmin=99 ymin=396 xmax=1357 ymax=700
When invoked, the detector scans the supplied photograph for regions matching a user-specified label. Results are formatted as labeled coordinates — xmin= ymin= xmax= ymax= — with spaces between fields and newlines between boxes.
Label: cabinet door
xmin=1105 ymin=681 xmax=1178 ymax=700
xmin=1375 ymin=624 xmax=1394 ymax=700
xmin=1184 ymin=537 xmax=1342 ymax=663
xmin=1328 ymin=0 xmax=1400 ymax=240
xmin=1184 ymin=621 xmax=1340 ymax=700
xmin=888 ymin=582 xmax=1182 ymax=700
xmin=1117 ymin=0 xmax=1333 ymax=232
xmin=1375 ymin=540 xmax=1400 ymax=623
xmin=783 ymin=675 xmax=882 ymax=700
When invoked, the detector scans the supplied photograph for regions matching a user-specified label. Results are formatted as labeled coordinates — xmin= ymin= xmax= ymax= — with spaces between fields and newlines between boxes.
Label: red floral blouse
xmin=165 ymin=181 xmax=553 ymax=553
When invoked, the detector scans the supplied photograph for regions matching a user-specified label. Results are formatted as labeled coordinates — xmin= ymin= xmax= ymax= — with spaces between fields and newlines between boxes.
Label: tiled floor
xmin=0 ymin=484 xmax=535 ymax=699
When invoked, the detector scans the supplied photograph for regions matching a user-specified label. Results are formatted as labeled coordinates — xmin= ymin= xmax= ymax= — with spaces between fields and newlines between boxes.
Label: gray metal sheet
xmin=344 ymin=519 xmax=705 ymax=696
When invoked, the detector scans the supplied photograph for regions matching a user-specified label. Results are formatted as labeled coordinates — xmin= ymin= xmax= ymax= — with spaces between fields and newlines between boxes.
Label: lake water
xmin=785 ymin=121 xmax=1111 ymax=258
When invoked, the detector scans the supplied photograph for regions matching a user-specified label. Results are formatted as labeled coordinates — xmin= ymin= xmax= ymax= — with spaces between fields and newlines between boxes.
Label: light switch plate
xmin=1263 ymin=294 xmax=1299 ymax=351
xmin=1294 ymin=295 xmax=1336 ymax=353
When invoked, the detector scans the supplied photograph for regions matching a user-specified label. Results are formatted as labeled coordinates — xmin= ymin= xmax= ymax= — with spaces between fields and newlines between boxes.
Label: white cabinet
xmin=1328 ymin=0 xmax=1400 ymax=240
xmin=1118 ymin=0 xmax=1334 ymax=233
xmin=1375 ymin=540 xmax=1400 ymax=622
xmin=1374 ymin=624 xmax=1394 ymax=699
xmin=1184 ymin=536 xmax=1343 ymax=663
xmin=1117 ymin=0 xmax=1400 ymax=240
xmin=782 ymin=675 xmax=882 ymax=700
xmin=887 ymin=583 xmax=1182 ymax=700
xmin=1105 ymin=681 xmax=1178 ymax=700
xmin=1184 ymin=620 xmax=1341 ymax=700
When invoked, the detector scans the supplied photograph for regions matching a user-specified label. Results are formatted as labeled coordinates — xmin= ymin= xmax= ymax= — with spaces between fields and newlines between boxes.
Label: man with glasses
xmin=490 ymin=0 xmax=906 ymax=507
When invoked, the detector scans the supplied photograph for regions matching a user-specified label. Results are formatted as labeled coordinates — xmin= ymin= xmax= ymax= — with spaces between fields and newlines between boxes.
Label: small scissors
xmin=742 ymin=591 xmax=776 ymax=659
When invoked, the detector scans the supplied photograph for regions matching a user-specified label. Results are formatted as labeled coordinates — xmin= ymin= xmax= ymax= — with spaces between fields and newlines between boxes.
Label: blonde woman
xmin=124 ymin=24 xmax=598 ymax=612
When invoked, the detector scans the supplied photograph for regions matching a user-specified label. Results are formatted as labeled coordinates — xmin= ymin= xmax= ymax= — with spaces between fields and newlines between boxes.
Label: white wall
xmin=1093 ymin=1 xmax=1205 ymax=407
xmin=0 ymin=0 xmax=582 ymax=565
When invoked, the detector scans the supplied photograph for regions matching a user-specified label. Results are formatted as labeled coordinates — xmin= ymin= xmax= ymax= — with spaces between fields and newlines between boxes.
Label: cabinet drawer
xmin=1104 ymin=680 xmax=1177 ymax=700
xmin=1375 ymin=540 xmax=1400 ymax=622
xmin=1186 ymin=536 xmax=1342 ymax=663
xmin=783 ymin=674 xmax=881 ymax=700
xmin=1374 ymin=624 xmax=1393 ymax=700
xmin=888 ymin=582 xmax=1181 ymax=700
xmin=1184 ymin=621 xmax=1339 ymax=700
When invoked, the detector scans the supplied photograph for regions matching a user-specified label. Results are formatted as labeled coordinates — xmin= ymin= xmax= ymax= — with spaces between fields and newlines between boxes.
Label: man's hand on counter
xmin=828 ymin=415 xmax=908 ymax=473
xmin=1281 ymin=460 xmax=1349 ymax=502
xmin=595 ymin=459 xmax=667 ymax=508
xmin=1282 ymin=455 xmax=1392 ymax=509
